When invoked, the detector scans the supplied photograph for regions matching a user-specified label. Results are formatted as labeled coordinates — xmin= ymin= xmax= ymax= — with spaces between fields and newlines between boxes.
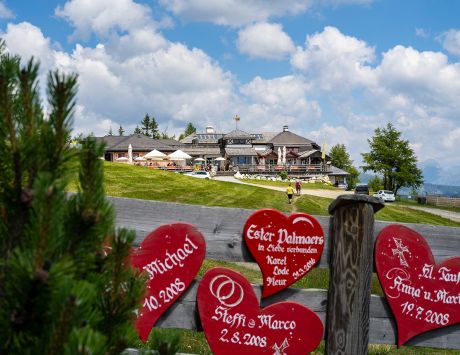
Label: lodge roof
xmin=253 ymin=132 xmax=277 ymax=144
xmin=329 ymin=166 xmax=350 ymax=176
xmin=96 ymin=134 xmax=180 ymax=152
xmin=269 ymin=130 xmax=315 ymax=146
xmin=224 ymin=129 xmax=254 ymax=139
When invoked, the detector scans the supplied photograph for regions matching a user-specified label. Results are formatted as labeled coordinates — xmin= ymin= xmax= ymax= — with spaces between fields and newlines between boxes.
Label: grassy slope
xmin=93 ymin=162 xmax=460 ymax=226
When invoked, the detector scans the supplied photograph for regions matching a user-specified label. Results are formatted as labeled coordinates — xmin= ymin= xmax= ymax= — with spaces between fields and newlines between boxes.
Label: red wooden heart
xmin=197 ymin=267 xmax=323 ymax=355
xmin=243 ymin=209 xmax=325 ymax=297
xmin=375 ymin=224 xmax=460 ymax=346
xmin=131 ymin=223 xmax=206 ymax=341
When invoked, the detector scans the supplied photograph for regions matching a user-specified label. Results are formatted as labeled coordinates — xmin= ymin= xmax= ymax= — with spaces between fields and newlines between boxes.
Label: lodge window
xmin=234 ymin=156 xmax=252 ymax=164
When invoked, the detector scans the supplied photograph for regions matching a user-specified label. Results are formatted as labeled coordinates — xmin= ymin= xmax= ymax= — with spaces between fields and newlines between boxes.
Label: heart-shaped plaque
xmin=131 ymin=223 xmax=206 ymax=341
xmin=197 ymin=267 xmax=323 ymax=355
xmin=375 ymin=224 xmax=460 ymax=346
xmin=243 ymin=209 xmax=324 ymax=297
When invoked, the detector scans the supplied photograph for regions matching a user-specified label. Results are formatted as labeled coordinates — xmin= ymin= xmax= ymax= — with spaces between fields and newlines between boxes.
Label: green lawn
xmin=74 ymin=162 xmax=460 ymax=227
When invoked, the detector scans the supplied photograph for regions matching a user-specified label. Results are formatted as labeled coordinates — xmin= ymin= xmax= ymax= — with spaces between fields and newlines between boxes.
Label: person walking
xmin=286 ymin=183 xmax=294 ymax=204
xmin=295 ymin=179 xmax=302 ymax=196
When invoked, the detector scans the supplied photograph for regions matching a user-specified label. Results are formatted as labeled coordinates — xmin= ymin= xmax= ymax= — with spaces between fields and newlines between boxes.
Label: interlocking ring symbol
xmin=209 ymin=275 xmax=244 ymax=308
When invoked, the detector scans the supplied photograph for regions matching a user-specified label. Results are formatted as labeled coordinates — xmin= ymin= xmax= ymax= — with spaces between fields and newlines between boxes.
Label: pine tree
xmin=118 ymin=125 xmax=124 ymax=136
xmin=108 ymin=126 xmax=113 ymax=136
xmin=0 ymin=43 xmax=144 ymax=354
xmin=150 ymin=116 xmax=160 ymax=139
xmin=179 ymin=122 xmax=196 ymax=140
xmin=133 ymin=125 xmax=142 ymax=135
xmin=141 ymin=114 xmax=151 ymax=137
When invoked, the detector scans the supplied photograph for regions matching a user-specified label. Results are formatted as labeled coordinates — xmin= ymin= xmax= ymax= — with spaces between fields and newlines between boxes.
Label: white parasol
xmin=215 ymin=157 xmax=225 ymax=161
xmin=134 ymin=156 xmax=146 ymax=161
xmin=194 ymin=157 xmax=205 ymax=161
xmin=144 ymin=149 xmax=166 ymax=160
xmin=128 ymin=144 xmax=133 ymax=164
xmin=168 ymin=150 xmax=192 ymax=161
xmin=116 ymin=157 xmax=128 ymax=162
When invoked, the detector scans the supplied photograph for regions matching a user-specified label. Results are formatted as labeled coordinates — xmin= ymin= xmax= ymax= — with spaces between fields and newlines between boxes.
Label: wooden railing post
xmin=325 ymin=194 xmax=384 ymax=355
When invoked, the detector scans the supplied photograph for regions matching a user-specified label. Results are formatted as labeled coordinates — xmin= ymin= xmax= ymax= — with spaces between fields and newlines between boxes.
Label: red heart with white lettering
xmin=243 ymin=209 xmax=324 ymax=297
xmin=197 ymin=267 xmax=323 ymax=355
xmin=131 ymin=223 xmax=206 ymax=341
xmin=375 ymin=224 xmax=460 ymax=346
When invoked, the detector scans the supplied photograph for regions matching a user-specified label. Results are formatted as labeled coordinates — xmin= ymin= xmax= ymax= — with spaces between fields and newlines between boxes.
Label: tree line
xmin=108 ymin=114 xmax=196 ymax=140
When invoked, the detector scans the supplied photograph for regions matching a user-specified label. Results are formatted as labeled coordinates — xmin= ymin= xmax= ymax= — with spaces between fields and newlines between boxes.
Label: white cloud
xmin=159 ymin=0 xmax=372 ymax=27
xmin=237 ymin=22 xmax=295 ymax=60
xmin=55 ymin=0 xmax=153 ymax=41
xmin=0 ymin=1 xmax=13 ymax=19
xmin=291 ymin=26 xmax=376 ymax=91
xmin=288 ymin=26 xmax=460 ymax=183
xmin=438 ymin=29 xmax=460 ymax=57
xmin=159 ymin=0 xmax=313 ymax=27
xmin=415 ymin=28 xmax=428 ymax=38
xmin=240 ymin=75 xmax=321 ymax=132
xmin=2 ymin=21 xmax=236 ymax=136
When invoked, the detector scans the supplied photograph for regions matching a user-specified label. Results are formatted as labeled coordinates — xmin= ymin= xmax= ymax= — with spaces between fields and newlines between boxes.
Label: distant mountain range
xmin=358 ymin=173 xmax=460 ymax=197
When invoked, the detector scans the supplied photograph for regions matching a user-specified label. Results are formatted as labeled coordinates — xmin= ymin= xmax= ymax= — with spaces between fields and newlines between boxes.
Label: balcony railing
xmin=233 ymin=164 xmax=331 ymax=174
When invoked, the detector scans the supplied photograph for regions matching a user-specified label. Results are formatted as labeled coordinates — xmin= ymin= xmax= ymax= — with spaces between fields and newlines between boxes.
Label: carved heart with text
xmin=131 ymin=223 xmax=206 ymax=341
xmin=197 ymin=267 xmax=323 ymax=355
xmin=375 ymin=224 xmax=460 ymax=346
xmin=243 ymin=209 xmax=324 ymax=297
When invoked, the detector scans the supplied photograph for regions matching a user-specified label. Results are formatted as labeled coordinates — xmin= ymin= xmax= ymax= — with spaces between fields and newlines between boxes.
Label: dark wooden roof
xmin=96 ymin=134 xmax=180 ymax=152
xmin=269 ymin=130 xmax=315 ymax=146
xmin=224 ymin=129 xmax=254 ymax=139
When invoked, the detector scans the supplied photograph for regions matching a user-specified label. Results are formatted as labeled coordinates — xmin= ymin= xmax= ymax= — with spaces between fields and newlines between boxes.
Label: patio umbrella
xmin=282 ymin=146 xmax=287 ymax=164
xmin=135 ymin=156 xmax=146 ymax=161
xmin=128 ymin=144 xmax=133 ymax=164
xmin=144 ymin=149 xmax=166 ymax=160
xmin=116 ymin=157 xmax=128 ymax=162
xmin=277 ymin=147 xmax=282 ymax=165
xmin=194 ymin=157 xmax=205 ymax=161
xmin=215 ymin=157 xmax=225 ymax=161
xmin=168 ymin=150 xmax=192 ymax=160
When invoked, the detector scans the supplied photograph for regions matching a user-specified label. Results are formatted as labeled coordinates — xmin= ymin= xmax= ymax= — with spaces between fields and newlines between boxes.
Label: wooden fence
xmin=426 ymin=195 xmax=460 ymax=208
xmin=110 ymin=196 xmax=460 ymax=351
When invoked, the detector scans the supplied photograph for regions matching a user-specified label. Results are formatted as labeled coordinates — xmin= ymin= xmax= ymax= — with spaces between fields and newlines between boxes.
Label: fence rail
xmin=110 ymin=196 xmax=460 ymax=350
xmin=426 ymin=195 xmax=460 ymax=208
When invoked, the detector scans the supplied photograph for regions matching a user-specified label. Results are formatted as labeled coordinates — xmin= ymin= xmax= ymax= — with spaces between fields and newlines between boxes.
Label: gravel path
xmin=213 ymin=176 xmax=353 ymax=199
xmin=401 ymin=205 xmax=460 ymax=223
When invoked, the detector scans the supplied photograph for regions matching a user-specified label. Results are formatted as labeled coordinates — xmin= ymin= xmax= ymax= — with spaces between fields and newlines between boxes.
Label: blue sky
xmin=1 ymin=0 xmax=460 ymax=185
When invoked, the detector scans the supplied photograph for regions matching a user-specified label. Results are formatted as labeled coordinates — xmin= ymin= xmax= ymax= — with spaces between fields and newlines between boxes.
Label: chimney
xmin=206 ymin=126 xmax=215 ymax=134
xmin=283 ymin=125 xmax=289 ymax=132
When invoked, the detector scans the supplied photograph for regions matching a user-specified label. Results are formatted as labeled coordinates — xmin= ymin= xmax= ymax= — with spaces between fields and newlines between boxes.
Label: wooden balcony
xmin=234 ymin=164 xmax=331 ymax=174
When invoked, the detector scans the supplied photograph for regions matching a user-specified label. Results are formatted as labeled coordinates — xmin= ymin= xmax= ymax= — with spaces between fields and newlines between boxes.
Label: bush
xmin=279 ymin=171 xmax=288 ymax=180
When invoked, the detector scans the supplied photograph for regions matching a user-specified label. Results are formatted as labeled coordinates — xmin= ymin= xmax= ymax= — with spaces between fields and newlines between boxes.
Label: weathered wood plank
xmin=326 ymin=196 xmax=382 ymax=354
xmin=110 ymin=197 xmax=460 ymax=268
xmin=150 ymin=280 xmax=460 ymax=349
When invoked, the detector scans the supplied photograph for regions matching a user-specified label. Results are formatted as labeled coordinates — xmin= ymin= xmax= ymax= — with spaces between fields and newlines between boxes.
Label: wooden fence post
xmin=325 ymin=195 xmax=384 ymax=355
